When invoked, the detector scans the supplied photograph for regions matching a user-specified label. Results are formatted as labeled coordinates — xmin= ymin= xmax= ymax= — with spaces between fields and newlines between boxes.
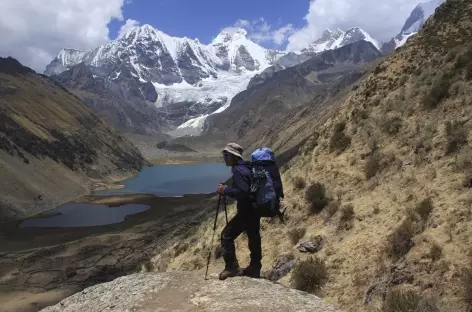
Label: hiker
xmin=216 ymin=143 xmax=284 ymax=280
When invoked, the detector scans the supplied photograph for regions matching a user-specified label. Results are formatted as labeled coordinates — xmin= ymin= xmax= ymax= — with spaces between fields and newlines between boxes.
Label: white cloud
xmin=118 ymin=19 xmax=140 ymax=37
xmin=231 ymin=18 xmax=296 ymax=47
xmin=286 ymin=0 xmax=426 ymax=52
xmin=0 ymin=0 xmax=127 ymax=72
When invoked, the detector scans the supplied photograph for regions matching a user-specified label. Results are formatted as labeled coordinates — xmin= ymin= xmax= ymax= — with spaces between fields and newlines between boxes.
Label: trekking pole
xmin=223 ymin=195 xmax=228 ymax=225
xmin=205 ymin=194 xmax=222 ymax=280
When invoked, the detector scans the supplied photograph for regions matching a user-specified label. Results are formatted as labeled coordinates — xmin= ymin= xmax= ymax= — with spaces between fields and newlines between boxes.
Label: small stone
xmin=263 ymin=253 xmax=296 ymax=282
xmin=297 ymin=235 xmax=324 ymax=253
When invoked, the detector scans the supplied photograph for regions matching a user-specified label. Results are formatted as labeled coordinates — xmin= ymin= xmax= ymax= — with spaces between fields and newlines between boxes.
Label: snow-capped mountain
xmin=381 ymin=0 xmax=444 ymax=53
xmin=302 ymin=27 xmax=380 ymax=54
xmin=246 ymin=27 xmax=380 ymax=90
xmin=44 ymin=48 xmax=85 ymax=76
xmin=44 ymin=25 xmax=283 ymax=136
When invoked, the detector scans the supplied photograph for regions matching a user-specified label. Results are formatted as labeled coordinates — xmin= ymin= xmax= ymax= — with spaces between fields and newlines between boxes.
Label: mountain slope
xmin=157 ymin=0 xmax=472 ymax=311
xmin=44 ymin=26 xmax=283 ymax=136
xmin=52 ymin=63 xmax=165 ymax=135
xmin=381 ymin=0 xmax=445 ymax=54
xmin=248 ymin=28 xmax=380 ymax=90
xmin=0 ymin=57 xmax=148 ymax=221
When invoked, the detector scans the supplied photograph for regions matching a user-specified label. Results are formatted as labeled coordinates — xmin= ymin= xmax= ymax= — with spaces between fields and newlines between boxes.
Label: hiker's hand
xmin=217 ymin=184 xmax=226 ymax=195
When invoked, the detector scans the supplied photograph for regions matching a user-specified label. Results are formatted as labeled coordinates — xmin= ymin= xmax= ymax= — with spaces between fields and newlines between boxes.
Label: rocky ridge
xmin=40 ymin=272 xmax=344 ymax=312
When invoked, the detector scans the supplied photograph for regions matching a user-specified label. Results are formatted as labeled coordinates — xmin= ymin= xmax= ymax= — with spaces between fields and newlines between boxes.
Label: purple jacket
xmin=224 ymin=160 xmax=284 ymax=211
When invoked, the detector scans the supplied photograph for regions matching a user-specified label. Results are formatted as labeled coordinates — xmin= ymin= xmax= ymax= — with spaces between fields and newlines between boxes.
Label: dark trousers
xmin=221 ymin=208 xmax=261 ymax=270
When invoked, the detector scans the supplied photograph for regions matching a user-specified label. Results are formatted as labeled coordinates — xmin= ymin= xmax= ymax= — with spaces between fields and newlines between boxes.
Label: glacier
xmin=44 ymin=24 xmax=283 ymax=137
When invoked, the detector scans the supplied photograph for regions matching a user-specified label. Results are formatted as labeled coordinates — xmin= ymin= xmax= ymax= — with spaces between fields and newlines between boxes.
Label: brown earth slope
xmin=0 ymin=57 xmax=149 ymax=221
xmin=154 ymin=0 xmax=472 ymax=311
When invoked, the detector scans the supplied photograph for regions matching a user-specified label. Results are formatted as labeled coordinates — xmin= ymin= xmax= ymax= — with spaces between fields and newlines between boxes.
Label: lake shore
xmin=148 ymin=155 xmax=222 ymax=166
xmin=0 ymin=191 xmax=221 ymax=312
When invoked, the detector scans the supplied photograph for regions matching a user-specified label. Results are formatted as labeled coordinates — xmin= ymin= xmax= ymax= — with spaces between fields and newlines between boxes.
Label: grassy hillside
xmin=0 ymin=57 xmax=149 ymax=220
xmin=150 ymin=0 xmax=472 ymax=311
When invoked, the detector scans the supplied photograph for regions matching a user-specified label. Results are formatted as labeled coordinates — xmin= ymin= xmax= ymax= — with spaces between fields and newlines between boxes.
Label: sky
xmin=0 ymin=0 xmax=429 ymax=73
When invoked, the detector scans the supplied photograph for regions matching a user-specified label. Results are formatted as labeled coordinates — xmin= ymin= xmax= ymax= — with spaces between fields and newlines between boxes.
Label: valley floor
xmin=0 ymin=192 xmax=218 ymax=312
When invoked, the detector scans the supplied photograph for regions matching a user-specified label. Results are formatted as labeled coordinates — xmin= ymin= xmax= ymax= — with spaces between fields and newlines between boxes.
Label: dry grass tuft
xmin=456 ymin=147 xmax=472 ymax=171
xmin=329 ymin=121 xmax=351 ymax=154
xmin=339 ymin=204 xmax=355 ymax=230
xmin=383 ymin=289 xmax=445 ymax=312
xmin=364 ymin=151 xmax=382 ymax=179
xmin=389 ymin=218 xmax=415 ymax=261
xmin=445 ymin=120 xmax=468 ymax=155
xmin=288 ymin=227 xmax=307 ymax=245
xmin=293 ymin=176 xmax=307 ymax=190
xmin=415 ymin=197 xmax=434 ymax=222
xmin=380 ymin=116 xmax=403 ymax=136
xmin=430 ymin=242 xmax=442 ymax=262
xmin=461 ymin=265 xmax=472 ymax=309
xmin=305 ymin=182 xmax=329 ymax=214
xmin=421 ymin=73 xmax=451 ymax=109
xmin=290 ymin=256 xmax=328 ymax=294
xmin=325 ymin=201 xmax=340 ymax=220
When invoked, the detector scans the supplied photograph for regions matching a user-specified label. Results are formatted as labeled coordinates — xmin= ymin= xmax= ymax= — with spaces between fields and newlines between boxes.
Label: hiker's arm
xmin=224 ymin=170 xmax=249 ymax=200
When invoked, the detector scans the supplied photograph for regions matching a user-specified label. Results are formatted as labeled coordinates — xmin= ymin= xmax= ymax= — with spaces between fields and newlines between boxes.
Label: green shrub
xmin=445 ymin=121 xmax=468 ymax=155
xmin=288 ymin=227 xmax=306 ymax=245
xmin=305 ymin=183 xmax=329 ymax=214
xmin=290 ymin=257 xmax=328 ymax=293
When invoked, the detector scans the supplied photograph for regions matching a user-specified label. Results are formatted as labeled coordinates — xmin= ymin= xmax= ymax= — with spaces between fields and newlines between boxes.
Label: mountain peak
xmin=381 ymin=0 xmax=444 ymax=54
xmin=0 ymin=56 xmax=35 ymax=75
xmin=119 ymin=23 xmax=159 ymax=40
xmin=321 ymin=28 xmax=344 ymax=39
xmin=58 ymin=48 xmax=84 ymax=55
xmin=303 ymin=27 xmax=379 ymax=53
xmin=212 ymin=28 xmax=248 ymax=44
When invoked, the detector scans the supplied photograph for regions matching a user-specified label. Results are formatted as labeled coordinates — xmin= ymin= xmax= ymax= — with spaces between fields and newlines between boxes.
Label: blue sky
xmin=108 ymin=0 xmax=309 ymax=48
xmin=0 ymin=0 xmax=427 ymax=71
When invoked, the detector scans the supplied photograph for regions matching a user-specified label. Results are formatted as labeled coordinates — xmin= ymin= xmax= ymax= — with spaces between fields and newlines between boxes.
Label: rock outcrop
xmin=40 ymin=272 xmax=343 ymax=312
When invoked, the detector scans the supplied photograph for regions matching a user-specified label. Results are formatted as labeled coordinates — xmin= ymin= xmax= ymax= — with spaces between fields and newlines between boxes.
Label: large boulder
xmin=40 ymin=271 xmax=344 ymax=312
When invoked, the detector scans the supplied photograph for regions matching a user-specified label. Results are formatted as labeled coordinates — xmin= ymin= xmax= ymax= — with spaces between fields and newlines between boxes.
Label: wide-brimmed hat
xmin=222 ymin=142 xmax=244 ymax=159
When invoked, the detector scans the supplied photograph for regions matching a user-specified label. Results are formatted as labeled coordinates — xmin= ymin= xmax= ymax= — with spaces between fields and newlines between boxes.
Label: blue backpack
xmin=249 ymin=147 xmax=284 ymax=220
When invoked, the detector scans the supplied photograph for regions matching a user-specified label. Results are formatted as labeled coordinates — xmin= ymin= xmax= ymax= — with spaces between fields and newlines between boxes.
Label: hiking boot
xmin=219 ymin=267 xmax=240 ymax=280
xmin=238 ymin=265 xmax=261 ymax=278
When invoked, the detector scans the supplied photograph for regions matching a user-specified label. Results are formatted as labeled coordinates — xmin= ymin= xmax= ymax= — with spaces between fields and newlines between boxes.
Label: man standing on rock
xmin=216 ymin=142 xmax=262 ymax=280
